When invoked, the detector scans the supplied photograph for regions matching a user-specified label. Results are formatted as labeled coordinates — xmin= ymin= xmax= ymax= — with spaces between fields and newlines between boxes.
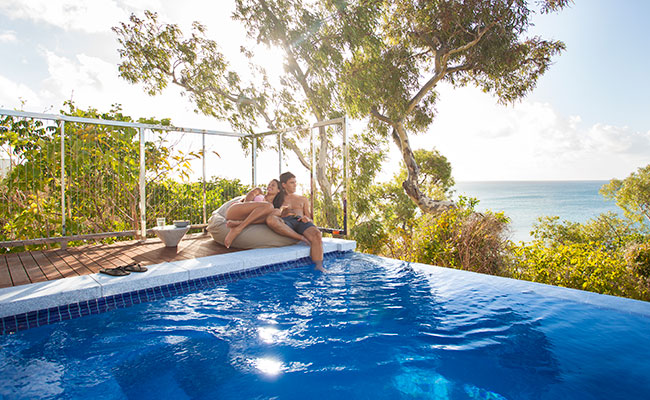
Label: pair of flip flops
xmin=100 ymin=263 xmax=147 ymax=276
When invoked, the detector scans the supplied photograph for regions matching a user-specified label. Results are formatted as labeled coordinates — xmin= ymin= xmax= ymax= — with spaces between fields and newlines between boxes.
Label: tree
xmin=339 ymin=0 xmax=570 ymax=213
xmin=600 ymin=164 xmax=650 ymax=224
xmin=381 ymin=148 xmax=454 ymax=228
xmin=351 ymin=147 xmax=453 ymax=251
xmin=113 ymin=6 xmax=367 ymax=227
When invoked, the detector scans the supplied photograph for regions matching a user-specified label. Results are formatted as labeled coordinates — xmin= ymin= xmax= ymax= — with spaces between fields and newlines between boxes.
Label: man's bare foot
xmin=224 ymin=226 xmax=243 ymax=248
xmin=314 ymin=261 xmax=326 ymax=272
xmin=226 ymin=220 xmax=243 ymax=228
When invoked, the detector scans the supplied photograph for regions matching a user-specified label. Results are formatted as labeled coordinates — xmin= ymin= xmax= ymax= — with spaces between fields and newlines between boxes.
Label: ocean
xmin=453 ymin=181 xmax=621 ymax=242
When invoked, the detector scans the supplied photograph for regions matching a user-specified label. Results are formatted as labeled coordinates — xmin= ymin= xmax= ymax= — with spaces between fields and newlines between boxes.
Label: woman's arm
xmin=243 ymin=187 xmax=263 ymax=202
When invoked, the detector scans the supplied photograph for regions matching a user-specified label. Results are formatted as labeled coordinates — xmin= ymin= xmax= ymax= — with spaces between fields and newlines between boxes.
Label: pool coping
xmin=0 ymin=238 xmax=356 ymax=334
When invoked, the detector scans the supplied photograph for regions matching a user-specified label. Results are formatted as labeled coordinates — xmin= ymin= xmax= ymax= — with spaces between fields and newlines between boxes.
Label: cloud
xmin=0 ymin=74 xmax=42 ymax=109
xmin=0 ymin=0 xmax=154 ymax=33
xmin=0 ymin=30 xmax=16 ymax=42
xmin=34 ymin=48 xmax=231 ymax=130
xmin=403 ymin=84 xmax=650 ymax=181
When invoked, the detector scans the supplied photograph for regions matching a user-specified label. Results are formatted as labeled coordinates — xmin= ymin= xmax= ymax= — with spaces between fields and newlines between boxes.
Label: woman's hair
xmin=268 ymin=179 xmax=280 ymax=191
xmin=272 ymin=172 xmax=295 ymax=209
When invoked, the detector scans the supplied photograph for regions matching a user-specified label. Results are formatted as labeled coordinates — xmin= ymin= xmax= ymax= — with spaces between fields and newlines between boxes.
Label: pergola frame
xmin=0 ymin=109 xmax=349 ymax=248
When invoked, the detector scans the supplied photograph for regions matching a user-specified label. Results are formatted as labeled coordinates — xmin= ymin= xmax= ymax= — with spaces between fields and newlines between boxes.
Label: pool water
xmin=1 ymin=252 xmax=649 ymax=399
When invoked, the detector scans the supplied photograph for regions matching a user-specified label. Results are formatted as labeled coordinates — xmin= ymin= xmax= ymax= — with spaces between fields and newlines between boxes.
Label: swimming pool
xmin=1 ymin=252 xmax=649 ymax=399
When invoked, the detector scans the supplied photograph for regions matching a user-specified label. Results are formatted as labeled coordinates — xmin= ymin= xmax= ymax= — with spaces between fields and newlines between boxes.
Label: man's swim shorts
xmin=281 ymin=215 xmax=316 ymax=235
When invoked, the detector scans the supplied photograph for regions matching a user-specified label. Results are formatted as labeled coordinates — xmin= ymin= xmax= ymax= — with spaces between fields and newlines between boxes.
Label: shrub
xmin=351 ymin=218 xmax=387 ymax=254
xmin=625 ymin=242 xmax=650 ymax=279
xmin=531 ymin=212 xmax=646 ymax=249
xmin=382 ymin=198 xmax=511 ymax=275
xmin=510 ymin=241 xmax=650 ymax=301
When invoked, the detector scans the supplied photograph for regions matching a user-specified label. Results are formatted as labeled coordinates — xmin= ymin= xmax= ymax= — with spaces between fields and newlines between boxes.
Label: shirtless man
xmin=266 ymin=171 xmax=325 ymax=272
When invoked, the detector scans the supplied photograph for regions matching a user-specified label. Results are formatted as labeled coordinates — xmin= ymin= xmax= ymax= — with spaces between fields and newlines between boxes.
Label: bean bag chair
xmin=206 ymin=196 xmax=299 ymax=249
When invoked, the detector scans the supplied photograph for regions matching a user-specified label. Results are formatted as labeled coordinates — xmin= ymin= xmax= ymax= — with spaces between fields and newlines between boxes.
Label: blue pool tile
xmin=120 ymin=293 xmax=132 ymax=307
xmin=59 ymin=308 xmax=71 ymax=321
xmin=48 ymin=309 xmax=60 ymax=324
xmin=16 ymin=314 xmax=27 ymax=325
xmin=69 ymin=304 xmax=80 ymax=319
xmin=79 ymin=301 xmax=90 ymax=316
xmin=109 ymin=295 xmax=119 ymax=307
xmin=36 ymin=310 xmax=48 ymax=326
xmin=3 ymin=316 xmax=17 ymax=334
xmin=135 ymin=290 xmax=145 ymax=303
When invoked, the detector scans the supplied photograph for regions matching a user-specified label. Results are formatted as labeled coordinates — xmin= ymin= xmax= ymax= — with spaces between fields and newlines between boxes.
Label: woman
xmin=226 ymin=179 xmax=280 ymax=221
xmin=223 ymin=179 xmax=307 ymax=248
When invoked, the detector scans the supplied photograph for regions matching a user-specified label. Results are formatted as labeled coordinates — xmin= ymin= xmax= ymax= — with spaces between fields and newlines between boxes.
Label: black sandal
xmin=122 ymin=263 xmax=147 ymax=273
xmin=100 ymin=267 xmax=130 ymax=276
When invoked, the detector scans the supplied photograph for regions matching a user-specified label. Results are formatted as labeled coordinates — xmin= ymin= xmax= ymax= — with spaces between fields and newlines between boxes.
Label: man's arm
xmin=302 ymin=196 xmax=312 ymax=220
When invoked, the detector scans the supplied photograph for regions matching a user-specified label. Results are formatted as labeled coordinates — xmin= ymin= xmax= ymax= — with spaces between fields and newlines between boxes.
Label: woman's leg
xmin=225 ymin=202 xmax=272 ymax=221
xmin=224 ymin=202 xmax=275 ymax=248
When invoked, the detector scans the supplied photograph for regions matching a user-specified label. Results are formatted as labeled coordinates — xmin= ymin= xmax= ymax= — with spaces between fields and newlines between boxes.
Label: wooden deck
xmin=0 ymin=233 xmax=240 ymax=289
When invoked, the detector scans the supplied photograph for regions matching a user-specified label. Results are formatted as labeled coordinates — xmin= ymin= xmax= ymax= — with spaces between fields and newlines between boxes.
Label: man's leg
xmin=224 ymin=203 xmax=274 ymax=248
xmin=265 ymin=215 xmax=309 ymax=244
xmin=303 ymin=226 xmax=324 ymax=272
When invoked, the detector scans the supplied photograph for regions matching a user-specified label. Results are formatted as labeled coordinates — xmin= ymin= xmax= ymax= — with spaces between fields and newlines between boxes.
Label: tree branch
xmin=370 ymin=106 xmax=396 ymax=126
xmin=282 ymin=137 xmax=310 ymax=170
xmin=405 ymin=23 xmax=493 ymax=116
xmin=447 ymin=22 xmax=495 ymax=58
xmin=405 ymin=71 xmax=445 ymax=116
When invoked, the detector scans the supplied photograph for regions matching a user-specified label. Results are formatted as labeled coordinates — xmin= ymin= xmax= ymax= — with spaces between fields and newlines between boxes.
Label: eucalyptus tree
xmin=113 ymin=5 xmax=376 ymax=227
xmin=232 ymin=0 xmax=366 ymax=226
xmin=339 ymin=0 xmax=571 ymax=213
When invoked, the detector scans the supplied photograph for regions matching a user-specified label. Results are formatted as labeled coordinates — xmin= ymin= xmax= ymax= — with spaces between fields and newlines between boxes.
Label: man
xmin=266 ymin=171 xmax=325 ymax=272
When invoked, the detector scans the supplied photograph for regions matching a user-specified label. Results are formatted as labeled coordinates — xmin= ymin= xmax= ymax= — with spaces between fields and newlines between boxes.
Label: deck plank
xmin=31 ymin=251 xmax=64 ymax=281
xmin=80 ymin=244 xmax=122 ymax=270
xmin=52 ymin=249 xmax=96 ymax=276
xmin=0 ymin=255 xmax=12 ymax=288
xmin=6 ymin=253 xmax=31 ymax=286
xmin=65 ymin=247 xmax=103 ymax=274
xmin=40 ymin=250 xmax=79 ymax=278
xmin=17 ymin=252 xmax=48 ymax=283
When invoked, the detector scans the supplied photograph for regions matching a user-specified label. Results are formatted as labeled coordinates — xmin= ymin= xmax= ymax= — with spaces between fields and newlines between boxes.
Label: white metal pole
xmin=278 ymin=132 xmax=283 ymax=176
xmin=202 ymin=133 xmax=207 ymax=224
xmin=310 ymin=127 xmax=316 ymax=218
xmin=60 ymin=121 xmax=66 ymax=237
xmin=342 ymin=117 xmax=349 ymax=237
xmin=252 ymin=136 xmax=257 ymax=187
xmin=139 ymin=127 xmax=146 ymax=240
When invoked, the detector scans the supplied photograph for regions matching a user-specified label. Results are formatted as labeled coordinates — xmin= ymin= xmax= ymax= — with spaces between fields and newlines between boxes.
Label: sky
xmin=0 ymin=0 xmax=648 ymax=183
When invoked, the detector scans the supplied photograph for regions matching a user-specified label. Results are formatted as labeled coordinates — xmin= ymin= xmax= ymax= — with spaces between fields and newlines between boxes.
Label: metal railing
xmin=0 ymin=109 xmax=349 ymax=250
